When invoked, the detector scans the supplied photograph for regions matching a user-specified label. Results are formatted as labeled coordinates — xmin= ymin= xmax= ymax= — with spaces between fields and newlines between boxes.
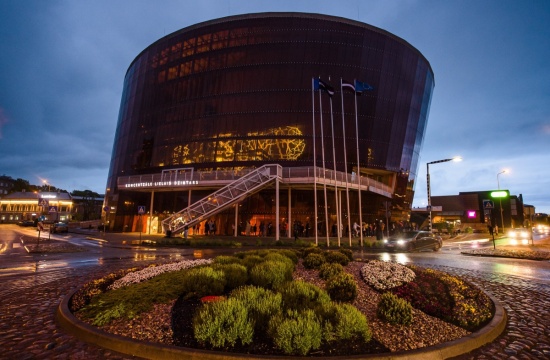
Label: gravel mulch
xmin=461 ymin=248 xmax=550 ymax=260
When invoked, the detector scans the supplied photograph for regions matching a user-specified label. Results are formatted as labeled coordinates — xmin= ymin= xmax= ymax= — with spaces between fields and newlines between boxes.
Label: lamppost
xmin=427 ymin=157 xmax=462 ymax=232
xmin=497 ymin=170 xmax=507 ymax=234
xmin=42 ymin=179 xmax=51 ymax=192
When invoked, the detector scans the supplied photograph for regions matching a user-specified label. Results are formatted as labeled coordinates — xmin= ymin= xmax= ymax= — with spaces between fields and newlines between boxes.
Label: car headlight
xmin=397 ymin=239 xmax=405 ymax=246
xmin=510 ymin=239 xmax=518 ymax=245
xmin=509 ymin=231 xmax=517 ymax=238
xmin=521 ymin=239 xmax=529 ymax=245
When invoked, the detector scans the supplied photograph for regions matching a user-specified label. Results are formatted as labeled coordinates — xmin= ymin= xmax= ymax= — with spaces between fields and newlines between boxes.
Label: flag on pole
xmin=341 ymin=80 xmax=356 ymax=92
xmin=313 ymin=78 xmax=335 ymax=97
xmin=354 ymin=79 xmax=374 ymax=94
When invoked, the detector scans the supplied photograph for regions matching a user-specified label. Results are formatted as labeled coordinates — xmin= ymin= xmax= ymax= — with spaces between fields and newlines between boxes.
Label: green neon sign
xmin=490 ymin=191 xmax=508 ymax=198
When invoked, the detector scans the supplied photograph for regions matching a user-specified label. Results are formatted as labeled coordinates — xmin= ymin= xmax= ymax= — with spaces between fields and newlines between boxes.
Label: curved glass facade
xmin=105 ymin=13 xmax=434 ymax=232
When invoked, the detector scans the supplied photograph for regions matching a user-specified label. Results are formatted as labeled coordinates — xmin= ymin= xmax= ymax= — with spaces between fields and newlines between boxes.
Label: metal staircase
xmin=161 ymin=164 xmax=282 ymax=234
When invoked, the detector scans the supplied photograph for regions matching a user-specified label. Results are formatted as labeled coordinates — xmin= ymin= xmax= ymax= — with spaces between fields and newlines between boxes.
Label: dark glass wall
xmin=105 ymin=13 xmax=434 ymax=225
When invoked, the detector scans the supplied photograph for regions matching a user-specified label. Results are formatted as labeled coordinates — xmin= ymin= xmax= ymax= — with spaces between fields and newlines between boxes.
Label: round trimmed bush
xmin=303 ymin=253 xmax=326 ymax=270
xmin=250 ymin=260 xmax=292 ymax=289
xmin=324 ymin=251 xmax=350 ymax=266
xmin=338 ymin=248 xmax=354 ymax=262
xmin=212 ymin=263 xmax=248 ymax=291
xmin=318 ymin=302 xmax=372 ymax=342
xmin=377 ymin=292 xmax=413 ymax=325
xmin=213 ymin=255 xmax=242 ymax=265
xmin=325 ymin=273 xmax=358 ymax=302
xmin=181 ymin=266 xmax=225 ymax=298
xmin=230 ymin=286 xmax=282 ymax=329
xmin=193 ymin=298 xmax=254 ymax=348
xmin=268 ymin=309 xmax=322 ymax=355
xmin=277 ymin=280 xmax=331 ymax=311
xmin=318 ymin=262 xmax=344 ymax=280
xmin=240 ymin=255 xmax=264 ymax=270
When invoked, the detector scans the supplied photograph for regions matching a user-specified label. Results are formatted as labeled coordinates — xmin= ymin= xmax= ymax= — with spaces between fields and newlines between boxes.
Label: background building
xmin=104 ymin=12 xmax=434 ymax=236
xmin=411 ymin=190 xmax=527 ymax=233
xmin=0 ymin=191 xmax=73 ymax=224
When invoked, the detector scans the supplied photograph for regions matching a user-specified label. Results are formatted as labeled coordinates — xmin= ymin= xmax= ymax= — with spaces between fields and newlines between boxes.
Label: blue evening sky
xmin=0 ymin=0 xmax=549 ymax=213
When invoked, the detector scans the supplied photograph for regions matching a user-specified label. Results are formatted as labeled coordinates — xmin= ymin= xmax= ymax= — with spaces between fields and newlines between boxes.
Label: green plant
xmin=268 ymin=309 xmax=322 ymax=355
xmin=264 ymin=252 xmax=296 ymax=272
xmin=276 ymin=280 xmax=331 ymax=311
xmin=250 ymin=260 xmax=292 ymax=289
xmin=318 ymin=262 xmax=344 ymax=280
xmin=213 ymin=255 xmax=242 ymax=265
xmin=230 ymin=286 xmax=282 ymax=329
xmin=318 ymin=302 xmax=372 ymax=342
xmin=181 ymin=266 xmax=226 ymax=298
xmin=338 ymin=248 xmax=354 ymax=262
xmin=240 ymin=255 xmax=264 ymax=270
xmin=193 ymin=298 xmax=254 ymax=348
xmin=303 ymin=253 xmax=325 ymax=270
xmin=324 ymin=251 xmax=350 ymax=266
xmin=377 ymin=292 xmax=413 ymax=325
xmin=212 ymin=263 xmax=248 ymax=291
xmin=301 ymin=247 xmax=324 ymax=258
xmin=325 ymin=273 xmax=358 ymax=302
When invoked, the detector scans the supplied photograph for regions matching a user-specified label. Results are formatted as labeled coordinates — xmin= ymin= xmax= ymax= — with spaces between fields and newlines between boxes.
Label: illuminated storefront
xmin=104 ymin=13 xmax=434 ymax=236
xmin=0 ymin=192 xmax=73 ymax=223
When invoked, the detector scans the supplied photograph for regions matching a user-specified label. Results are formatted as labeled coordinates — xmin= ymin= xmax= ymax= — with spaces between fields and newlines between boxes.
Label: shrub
xmin=324 ymin=251 xmax=350 ymax=266
xmin=277 ymin=280 xmax=331 ymax=311
xmin=264 ymin=252 xmax=296 ymax=272
xmin=301 ymin=247 xmax=324 ymax=258
xmin=250 ymin=260 xmax=292 ymax=289
xmin=213 ymin=255 xmax=242 ymax=265
xmin=268 ymin=309 xmax=322 ymax=355
xmin=230 ymin=286 xmax=282 ymax=329
xmin=212 ymin=263 xmax=248 ymax=291
xmin=273 ymin=249 xmax=300 ymax=264
xmin=240 ymin=255 xmax=264 ymax=270
xmin=338 ymin=248 xmax=354 ymax=262
xmin=193 ymin=298 xmax=254 ymax=348
xmin=318 ymin=262 xmax=344 ymax=280
xmin=377 ymin=292 xmax=413 ymax=325
xmin=303 ymin=253 xmax=326 ymax=270
xmin=325 ymin=273 xmax=358 ymax=302
xmin=181 ymin=266 xmax=226 ymax=298
xmin=318 ymin=302 xmax=372 ymax=342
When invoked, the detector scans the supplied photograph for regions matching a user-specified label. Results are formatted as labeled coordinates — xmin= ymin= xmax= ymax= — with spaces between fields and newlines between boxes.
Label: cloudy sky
xmin=1 ymin=0 xmax=549 ymax=213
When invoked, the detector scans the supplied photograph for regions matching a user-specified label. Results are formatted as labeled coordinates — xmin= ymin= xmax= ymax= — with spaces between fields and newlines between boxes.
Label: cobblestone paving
xmin=1 ymin=258 xmax=549 ymax=359
xmin=435 ymin=266 xmax=550 ymax=360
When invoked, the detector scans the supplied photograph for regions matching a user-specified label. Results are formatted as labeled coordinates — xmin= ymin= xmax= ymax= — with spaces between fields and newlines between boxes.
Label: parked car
xmin=50 ymin=222 xmax=68 ymax=233
xmin=384 ymin=230 xmax=442 ymax=252
xmin=508 ymin=227 xmax=533 ymax=245
xmin=18 ymin=220 xmax=36 ymax=227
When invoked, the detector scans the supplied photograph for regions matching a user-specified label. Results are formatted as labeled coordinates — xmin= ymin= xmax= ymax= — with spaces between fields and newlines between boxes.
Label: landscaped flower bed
xmin=71 ymin=248 xmax=493 ymax=356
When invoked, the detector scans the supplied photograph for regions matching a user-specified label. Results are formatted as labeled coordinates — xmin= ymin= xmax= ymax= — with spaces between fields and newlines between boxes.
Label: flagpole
xmin=354 ymin=80 xmax=364 ymax=247
xmin=340 ymin=79 xmax=352 ymax=247
xmin=329 ymin=95 xmax=340 ymax=247
xmin=312 ymin=78 xmax=318 ymax=246
xmin=318 ymin=85 xmax=330 ymax=247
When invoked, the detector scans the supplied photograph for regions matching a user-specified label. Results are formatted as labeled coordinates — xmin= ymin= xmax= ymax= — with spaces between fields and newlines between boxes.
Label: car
xmin=384 ymin=230 xmax=442 ymax=252
xmin=50 ymin=222 xmax=68 ymax=233
xmin=533 ymin=224 xmax=550 ymax=235
xmin=18 ymin=220 xmax=36 ymax=227
xmin=508 ymin=227 xmax=533 ymax=245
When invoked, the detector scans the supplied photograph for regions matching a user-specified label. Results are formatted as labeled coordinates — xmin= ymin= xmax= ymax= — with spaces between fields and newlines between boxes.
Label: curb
xmin=57 ymin=288 xmax=506 ymax=360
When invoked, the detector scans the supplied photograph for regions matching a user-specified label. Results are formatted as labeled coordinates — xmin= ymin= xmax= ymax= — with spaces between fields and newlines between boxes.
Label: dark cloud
xmin=0 ymin=0 xmax=549 ymax=212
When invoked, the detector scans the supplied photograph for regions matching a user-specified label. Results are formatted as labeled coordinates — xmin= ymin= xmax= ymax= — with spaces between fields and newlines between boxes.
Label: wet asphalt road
xmin=1 ymin=224 xmax=549 ymax=359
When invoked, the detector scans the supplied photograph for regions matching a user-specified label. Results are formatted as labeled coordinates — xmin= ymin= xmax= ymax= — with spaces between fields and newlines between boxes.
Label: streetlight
xmin=427 ymin=156 xmax=462 ymax=232
xmin=497 ymin=170 xmax=508 ymax=234
xmin=42 ymin=179 xmax=51 ymax=192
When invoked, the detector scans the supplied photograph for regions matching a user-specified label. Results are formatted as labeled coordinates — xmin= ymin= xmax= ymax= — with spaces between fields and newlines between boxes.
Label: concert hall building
xmin=104 ymin=12 xmax=434 ymax=240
